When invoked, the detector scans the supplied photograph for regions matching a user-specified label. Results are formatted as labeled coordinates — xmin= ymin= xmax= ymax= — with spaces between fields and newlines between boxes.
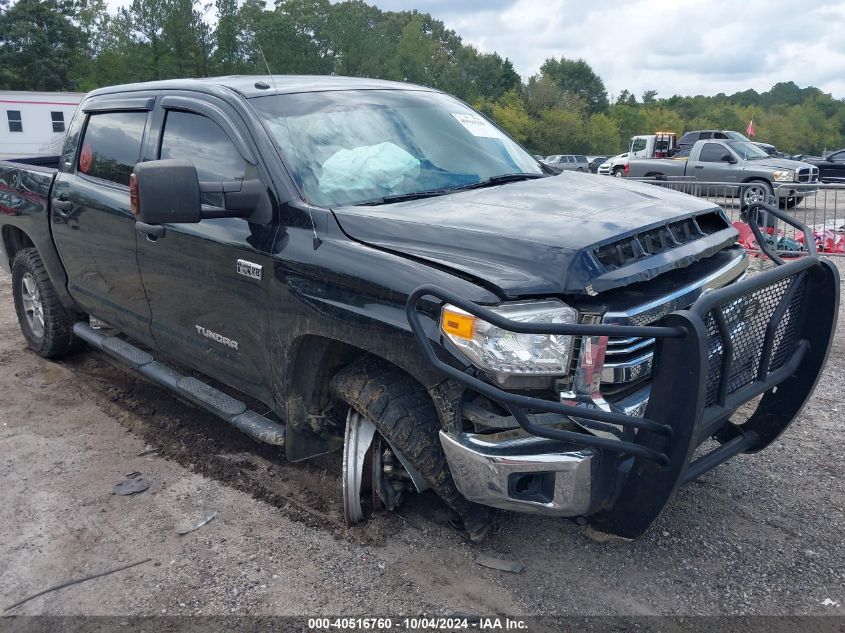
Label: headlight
xmin=772 ymin=170 xmax=795 ymax=182
xmin=440 ymin=300 xmax=578 ymax=381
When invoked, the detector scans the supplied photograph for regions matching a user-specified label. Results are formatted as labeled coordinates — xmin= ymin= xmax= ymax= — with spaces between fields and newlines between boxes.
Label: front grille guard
xmin=405 ymin=201 xmax=839 ymax=537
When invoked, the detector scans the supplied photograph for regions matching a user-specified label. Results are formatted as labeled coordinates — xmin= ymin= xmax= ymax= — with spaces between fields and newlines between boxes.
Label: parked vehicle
xmin=0 ymin=76 xmax=837 ymax=543
xmin=598 ymin=152 xmax=628 ymax=176
xmin=543 ymin=154 xmax=590 ymax=174
xmin=587 ymin=156 xmax=608 ymax=174
xmin=678 ymin=130 xmax=750 ymax=150
xmin=798 ymin=149 xmax=845 ymax=183
xmin=629 ymin=133 xmax=678 ymax=159
xmin=627 ymin=139 xmax=819 ymax=208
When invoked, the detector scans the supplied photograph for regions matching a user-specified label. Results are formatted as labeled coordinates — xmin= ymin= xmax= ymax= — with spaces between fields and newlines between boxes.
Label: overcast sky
xmin=102 ymin=0 xmax=845 ymax=99
xmin=371 ymin=0 xmax=845 ymax=100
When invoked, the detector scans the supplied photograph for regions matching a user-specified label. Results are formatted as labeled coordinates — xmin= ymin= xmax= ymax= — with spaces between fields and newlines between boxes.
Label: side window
xmin=713 ymin=132 xmax=728 ymax=139
xmin=680 ymin=133 xmax=695 ymax=145
xmin=159 ymin=111 xmax=247 ymax=183
xmin=51 ymin=111 xmax=65 ymax=133
xmin=699 ymin=143 xmax=728 ymax=162
xmin=631 ymin=138 xmax=647 ymax=152
xmin=78 ymin=111 xmax=147 ymax=186
xmin=7 ymin=110 xmax=22 ymax=133
xmin=700 ymin=132 xmax=713 ymax=140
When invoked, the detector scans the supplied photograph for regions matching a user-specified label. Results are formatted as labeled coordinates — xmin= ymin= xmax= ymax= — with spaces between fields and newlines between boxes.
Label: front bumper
xmin=407 ymin=202 xmax=839 ymax=537
xmin=439 ymin=428 xmax=595 ymax=515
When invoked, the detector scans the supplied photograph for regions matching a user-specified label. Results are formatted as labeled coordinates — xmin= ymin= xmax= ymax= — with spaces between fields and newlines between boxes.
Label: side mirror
xmin=827 ymin=155 xmax=836 ymax=162
xmin=132 ymin=159 xmax=201 ymax=225
xmin=721 ymin=153 xmax=737 ymax=163
xmin=132 ymin=159 xmax=266 ymax=225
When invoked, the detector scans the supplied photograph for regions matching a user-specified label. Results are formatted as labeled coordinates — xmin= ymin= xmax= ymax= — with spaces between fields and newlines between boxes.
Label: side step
xmin=72 ymin=323 xmax=285 ymax=447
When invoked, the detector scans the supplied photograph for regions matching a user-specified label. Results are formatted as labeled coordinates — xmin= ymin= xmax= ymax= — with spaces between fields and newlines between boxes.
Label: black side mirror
xmin=721 ymin=153 xmax=737 ymax=163
xmin=133 ymin=159 xmax=267 ymax=225
xmin=133 ymin=159 xmax=201 ymax=225
xmin=827 ymin=155 xmax=836 ymax=162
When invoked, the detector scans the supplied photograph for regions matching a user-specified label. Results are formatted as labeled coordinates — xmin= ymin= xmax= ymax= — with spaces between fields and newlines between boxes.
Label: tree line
xmin=1 ymin=0 xmax=843 ymax=156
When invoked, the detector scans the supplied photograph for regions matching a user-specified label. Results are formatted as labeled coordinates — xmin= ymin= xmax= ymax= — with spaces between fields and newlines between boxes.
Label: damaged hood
xmin=332 ymin=173 xmax=738 ymax=298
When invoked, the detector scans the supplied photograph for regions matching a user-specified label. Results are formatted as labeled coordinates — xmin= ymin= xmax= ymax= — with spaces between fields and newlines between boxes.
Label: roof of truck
xmin=86 ymin=75 xmax=434 ymax=100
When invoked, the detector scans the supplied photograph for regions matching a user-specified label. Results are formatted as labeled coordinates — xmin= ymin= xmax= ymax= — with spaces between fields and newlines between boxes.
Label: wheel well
xmin=741 ymin=177 xmax=772 ymax=185
xmin=644 ymin=171 xmax=666 ymax=179
xmin=2 ymin=226 xmax=34 ymax=267
xmin=282 ymin=335 xmax=447 ymax=462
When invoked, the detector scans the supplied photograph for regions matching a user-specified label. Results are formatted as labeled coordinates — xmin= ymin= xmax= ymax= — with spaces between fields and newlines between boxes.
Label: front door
xmin=136 ymin=103 xmax=278 ymax=403
xmin=51 ymin=104 xmax=154 ymax=343
xmin=694 ymin=142 xmax=738 ymax=193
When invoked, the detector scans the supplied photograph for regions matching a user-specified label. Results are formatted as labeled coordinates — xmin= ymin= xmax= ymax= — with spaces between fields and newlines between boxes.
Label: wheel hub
xmin=21 ymin=273 xmax=44 ymax=338
xmin=341 ymin=409 xmax=414 ymax=526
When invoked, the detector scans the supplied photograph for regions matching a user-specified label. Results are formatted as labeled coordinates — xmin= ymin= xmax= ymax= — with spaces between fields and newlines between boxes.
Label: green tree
xmin=488 ymin=89 xmax=534 ymax=146
xmin=539 ymin=57 xmax=609 ymax=113
xmin=586 ymin=113 xmax=621 ymax=154
xmin=0 ymin=0 xmax=85 ymax=90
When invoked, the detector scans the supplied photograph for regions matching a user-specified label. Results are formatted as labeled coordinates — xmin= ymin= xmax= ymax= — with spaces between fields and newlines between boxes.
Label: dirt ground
xmin=1 ymin=261 xmax=844 ymax=618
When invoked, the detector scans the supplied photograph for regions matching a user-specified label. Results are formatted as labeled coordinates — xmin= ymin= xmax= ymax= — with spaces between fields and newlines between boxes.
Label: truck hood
xmin=331 ymin=173 xmax=739 ymax=298
xmin=744 ymin=157 xmax=812 ymax=171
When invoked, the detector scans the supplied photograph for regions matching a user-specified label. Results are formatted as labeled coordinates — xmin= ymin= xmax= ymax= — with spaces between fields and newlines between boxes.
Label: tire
xmin=331 ymin=356 xmax=493 ymax=541
xmin=613 ymin=167 xmax=625 ymax=178
xmin=742 ymin=180 xmax=773 ymax=207
xmin=781 ymin=195 xmax=803 ymax=209
xmin=12 ymin=247 xmax=86 ymax=358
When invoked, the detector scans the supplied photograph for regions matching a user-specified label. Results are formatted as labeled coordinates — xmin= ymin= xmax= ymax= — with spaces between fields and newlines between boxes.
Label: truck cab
xmin=0 ymin=76 xmax=838 ymax=542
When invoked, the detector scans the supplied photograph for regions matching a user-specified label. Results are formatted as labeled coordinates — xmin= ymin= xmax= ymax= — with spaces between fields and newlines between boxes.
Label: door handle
xmin=135 ymin=221 xmax=166 ymax=240
xmin=694 ymin=165 xmax=704 ymax=169
xmin=52 ymin=198 xmax=73 ymax=211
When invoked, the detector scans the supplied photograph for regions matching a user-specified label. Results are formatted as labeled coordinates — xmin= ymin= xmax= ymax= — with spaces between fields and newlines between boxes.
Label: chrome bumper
xmin=439 ymin=429 xmax=595 ymax=516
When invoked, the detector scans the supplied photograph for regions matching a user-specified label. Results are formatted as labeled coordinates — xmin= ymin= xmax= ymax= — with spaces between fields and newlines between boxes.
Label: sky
xmin=100 ymin=0 xmax=845 ymax=100
xmin=370 ymin=0 xmax=845 ymax=100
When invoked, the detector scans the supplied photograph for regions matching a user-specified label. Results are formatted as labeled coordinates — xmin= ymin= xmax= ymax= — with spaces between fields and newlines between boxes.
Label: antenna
xmin=255 ymin=39 xmax=278 ymax=93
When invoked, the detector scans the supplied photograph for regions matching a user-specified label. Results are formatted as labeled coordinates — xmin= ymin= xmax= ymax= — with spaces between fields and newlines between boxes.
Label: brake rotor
xmin=341 ymin=409 xmax=377 ymax=526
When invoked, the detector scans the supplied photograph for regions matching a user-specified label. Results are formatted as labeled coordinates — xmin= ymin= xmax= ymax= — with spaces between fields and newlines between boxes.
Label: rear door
xmin=51 ymin=97 xmax=155 ymax=343
xmin=135 ymin=96 xmax=279 ymax=402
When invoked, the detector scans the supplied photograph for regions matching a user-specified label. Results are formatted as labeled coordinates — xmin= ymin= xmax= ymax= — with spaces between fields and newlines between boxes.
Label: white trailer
xmin=0 ymin=91 xmax=85 ymax=161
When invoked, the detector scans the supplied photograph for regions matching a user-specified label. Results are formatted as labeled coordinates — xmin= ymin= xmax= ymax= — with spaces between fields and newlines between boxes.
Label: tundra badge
xmin=237 ymin=259 xmax=262 ymax=280
xmin=195 ymin=325 xmax=239 ymax=350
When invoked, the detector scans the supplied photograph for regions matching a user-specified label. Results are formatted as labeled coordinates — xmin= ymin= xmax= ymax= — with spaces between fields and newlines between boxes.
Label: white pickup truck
xmin=626 ymin=139 xmax=819 ymax=208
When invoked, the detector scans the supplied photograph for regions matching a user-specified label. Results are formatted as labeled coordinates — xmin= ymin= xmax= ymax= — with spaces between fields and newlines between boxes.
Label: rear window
xmin=575 ymin=155 xmax=588 ymax=163
xmin=77 ymin=111 xmax=147 ymax=186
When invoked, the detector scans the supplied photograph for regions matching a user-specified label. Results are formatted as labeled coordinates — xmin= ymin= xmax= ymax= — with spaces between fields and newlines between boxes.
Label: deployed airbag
xmin=319 ymin=142 xmax=420 ymax=197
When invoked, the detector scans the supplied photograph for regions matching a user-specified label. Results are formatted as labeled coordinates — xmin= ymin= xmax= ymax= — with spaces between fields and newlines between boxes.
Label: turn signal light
xmin=441 ymin=307 xmax=476 ymax=340
xmin=129 ymin=173 xmax=139 ymax=217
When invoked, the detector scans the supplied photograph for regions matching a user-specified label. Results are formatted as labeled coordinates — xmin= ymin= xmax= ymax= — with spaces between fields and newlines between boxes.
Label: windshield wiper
xmin=356 ymin=188 xmax=456 ymax=206
xmin=453 ymin=173 xmax=548 ymax=191
xmin=355 ymin=173 xmax=547 ymax=206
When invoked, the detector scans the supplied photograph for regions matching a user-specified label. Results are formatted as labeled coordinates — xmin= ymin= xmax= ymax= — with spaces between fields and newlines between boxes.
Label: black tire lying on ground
xmin=331 ymin=356 xmax=493 ymax=542
xmin=12 ymin=247 xmax=86 ymax=359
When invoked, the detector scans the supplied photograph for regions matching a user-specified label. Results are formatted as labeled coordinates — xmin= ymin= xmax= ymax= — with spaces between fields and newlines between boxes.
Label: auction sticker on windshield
xmin=451 ymin=112 xmax=506 ymax=139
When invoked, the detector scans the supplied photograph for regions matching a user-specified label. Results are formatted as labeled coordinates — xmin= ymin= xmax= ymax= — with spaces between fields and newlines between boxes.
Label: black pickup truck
xmin=0 ymin=76 xmax=838 ymax=541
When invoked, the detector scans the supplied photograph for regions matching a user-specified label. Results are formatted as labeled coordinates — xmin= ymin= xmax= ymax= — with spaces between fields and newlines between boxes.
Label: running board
xmin=72 ymin=323 xmax=285 ymax=447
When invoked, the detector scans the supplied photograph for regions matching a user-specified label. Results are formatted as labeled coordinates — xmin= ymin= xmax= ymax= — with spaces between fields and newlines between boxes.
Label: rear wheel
xmin=12 ymin=247 xmax=86 ymax=358
xmin=331 ymin=357 xmax=493 ymax=541
xmin=613 ymin=167 xmax=625 ymax=178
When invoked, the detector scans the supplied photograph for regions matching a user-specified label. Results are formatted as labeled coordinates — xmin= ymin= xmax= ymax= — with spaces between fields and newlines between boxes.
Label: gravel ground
xmin=0 ymin=260 xmax=844 ymax=617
